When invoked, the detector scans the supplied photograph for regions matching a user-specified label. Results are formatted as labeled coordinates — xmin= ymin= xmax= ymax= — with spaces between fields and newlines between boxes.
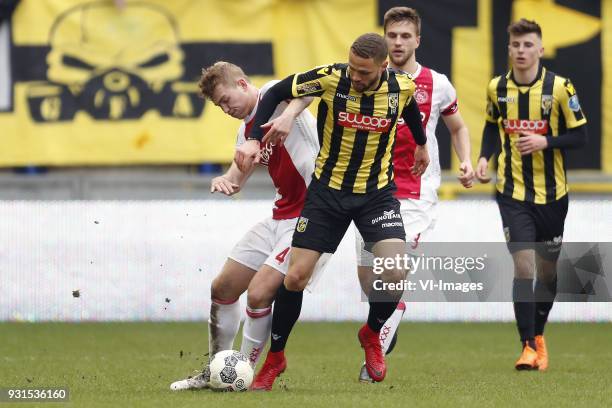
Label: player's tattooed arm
xmin=262 ymin=97 xmax=314 ymax=146
xmin=210 ymin=160 xmax=254 ymax=195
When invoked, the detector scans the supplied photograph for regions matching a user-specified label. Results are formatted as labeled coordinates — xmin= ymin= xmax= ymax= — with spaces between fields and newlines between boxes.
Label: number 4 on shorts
xmin=275 ymin=247 xmax=290 ymax=264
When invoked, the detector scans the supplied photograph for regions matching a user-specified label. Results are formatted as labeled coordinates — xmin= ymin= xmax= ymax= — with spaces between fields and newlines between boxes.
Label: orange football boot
xmin=515 ymin=344 xmax=538 ymax=370
xmin=535 ymin=335 xmax=549 ymax=371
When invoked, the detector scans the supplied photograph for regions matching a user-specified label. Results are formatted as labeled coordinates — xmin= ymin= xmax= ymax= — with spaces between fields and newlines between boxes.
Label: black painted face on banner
xmin=26 ymin=2 xmax=205 ymax=122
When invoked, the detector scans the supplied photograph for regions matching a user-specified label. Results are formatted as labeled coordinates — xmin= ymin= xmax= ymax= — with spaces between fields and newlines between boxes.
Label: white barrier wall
xmin=1 ymin=200 xmax=610 ymax=322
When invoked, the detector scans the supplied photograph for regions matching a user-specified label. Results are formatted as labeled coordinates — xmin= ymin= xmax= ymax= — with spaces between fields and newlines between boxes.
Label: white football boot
xmin=170 ymin=365 xmax=210 ymax=390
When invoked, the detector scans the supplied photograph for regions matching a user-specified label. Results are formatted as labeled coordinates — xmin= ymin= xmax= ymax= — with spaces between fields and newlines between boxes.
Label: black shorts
xmin=292 ymin=178 xmax=406 ymax=253
xmin=496 ymin=192 xmax=568 ymax=261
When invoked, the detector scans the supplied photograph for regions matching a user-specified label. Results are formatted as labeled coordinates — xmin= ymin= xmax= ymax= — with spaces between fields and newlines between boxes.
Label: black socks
xmin=513 ymin=278 xmax=535 ymax=346
xmin=270 ymin=283 xmax=303 ymax=352
xmin=535 ymin=279 xmax=557 ymax=336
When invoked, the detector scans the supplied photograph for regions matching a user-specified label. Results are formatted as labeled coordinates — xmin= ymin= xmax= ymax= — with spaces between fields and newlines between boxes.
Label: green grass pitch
xmin=1 ymin=322 xmax=610 ymax=407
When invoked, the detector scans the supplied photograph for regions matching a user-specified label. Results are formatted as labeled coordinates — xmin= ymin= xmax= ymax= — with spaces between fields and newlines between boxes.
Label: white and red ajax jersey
xmin=394 ymin=64 xmax=458 ymax=202
xmin=236 ymin=81 xmax=319 ymax=220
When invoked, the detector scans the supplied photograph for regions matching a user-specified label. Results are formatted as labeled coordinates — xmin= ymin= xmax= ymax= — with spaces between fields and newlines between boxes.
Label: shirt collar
xmin=508 ymin=63 xmax=544 ymax=87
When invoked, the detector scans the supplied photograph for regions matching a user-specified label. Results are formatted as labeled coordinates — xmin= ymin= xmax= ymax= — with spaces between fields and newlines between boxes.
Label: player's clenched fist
xmin=234 ymin=139 xmax=260 ymax=172
xmin=475 ymin=157 xmax=491 ymax=184
xmin=458 ymin=161 xmax=475 ymax=188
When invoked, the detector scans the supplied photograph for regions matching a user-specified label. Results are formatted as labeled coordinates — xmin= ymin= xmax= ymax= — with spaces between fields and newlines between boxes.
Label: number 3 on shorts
xmin=275 ymin=247 xmax=290 ymax=264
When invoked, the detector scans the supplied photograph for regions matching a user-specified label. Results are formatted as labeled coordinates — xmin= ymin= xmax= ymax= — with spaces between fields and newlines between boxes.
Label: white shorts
xmin=355 ymin=199 xmax=437 ymax=267
xmin=229 ymin=217 xmax=330 ymax=288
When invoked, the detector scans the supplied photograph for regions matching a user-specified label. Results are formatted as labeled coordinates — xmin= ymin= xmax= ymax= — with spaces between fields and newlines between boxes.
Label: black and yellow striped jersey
xmin=290 ymin=63 xmax=416 ymax=193
xmin=485 ymin=65 xmax=587 ymax=204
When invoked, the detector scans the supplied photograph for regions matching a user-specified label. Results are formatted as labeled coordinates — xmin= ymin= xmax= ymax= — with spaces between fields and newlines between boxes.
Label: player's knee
xmin=359 ymin=276 xmax=373 ymax=297
xmin=246 ymin=287 xmax=274 ymax=309
xmin=211 ymin=276 xmax=237 ymax=301
xmin=358 ymin=266 xmax=375 ymax=296
xmin=537 ymin=257 xmax=558 ymax=280
xmin=514 ymin=266 xmax=533 ymax=279
xmin=514 ymin=260 xmax=535 ymax=279
xmin=284 ymin=271 xmax=308 ymax=291
xmin=380 ymin=268 xmax=406 ymax=285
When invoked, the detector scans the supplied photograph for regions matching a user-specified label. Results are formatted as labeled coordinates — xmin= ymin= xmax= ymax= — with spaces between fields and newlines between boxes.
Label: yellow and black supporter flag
xmin=1 ymin=0 xmax=611 ymax=171
xmin=0 ymin=0 xmax=277 ymax=166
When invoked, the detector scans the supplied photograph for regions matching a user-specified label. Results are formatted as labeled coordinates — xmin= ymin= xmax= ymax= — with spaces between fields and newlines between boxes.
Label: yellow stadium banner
xmin=0 ymin=0 xmax=378 ymax=166
xmin=1 ymin=0 xmax=610 ymax=171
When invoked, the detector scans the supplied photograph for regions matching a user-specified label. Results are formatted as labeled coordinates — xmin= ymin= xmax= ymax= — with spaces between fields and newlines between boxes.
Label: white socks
xmin=380 ymin=301 xmax=406 ymax=353
xmin=241 ymin=306 xmax=272 ymax=367
xmin=207 ymin=299 xmax=272 ymax=367
xmin=208 ymin=298 xmax=241 ymax=357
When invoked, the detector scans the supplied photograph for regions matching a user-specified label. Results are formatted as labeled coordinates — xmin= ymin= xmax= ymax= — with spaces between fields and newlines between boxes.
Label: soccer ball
xmin=208 ymin=350 xmax=254 ymax=391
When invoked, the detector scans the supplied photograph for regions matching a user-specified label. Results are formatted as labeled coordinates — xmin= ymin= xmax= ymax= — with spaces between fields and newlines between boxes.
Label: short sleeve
xmin=438 ymin=74 xmax=458 ymax=116
xmin=235 ymin=123 xmax=246 ymax=148
xmin=394 ymin=72 xmax=415 ymax=109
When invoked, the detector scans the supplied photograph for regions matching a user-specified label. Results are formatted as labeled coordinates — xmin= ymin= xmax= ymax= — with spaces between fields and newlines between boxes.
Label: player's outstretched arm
xmin=210 ymin=160 xmax=255 ymax=195
xmin=443 ymin=111 xmax=474 ymax=188
xmin=262 ymin=97 xmax=314 ymax=146
xmin=402 ymin=98 xmax=429 ymax=175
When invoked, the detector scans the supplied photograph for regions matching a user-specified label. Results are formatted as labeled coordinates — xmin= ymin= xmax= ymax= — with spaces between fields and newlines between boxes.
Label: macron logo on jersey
xmin=338 ymin=112 xmax=391 ymax=133
xmin=503 ymin=119 xmax=549 ymax=135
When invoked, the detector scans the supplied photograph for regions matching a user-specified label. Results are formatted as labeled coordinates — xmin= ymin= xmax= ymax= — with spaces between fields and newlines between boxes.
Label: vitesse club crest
xmin=388 ymin=93 xmax=399 ymax=115
xmin=296 ymin=217 xmax=309 ymax=233
xmin=541 ymin=95 xmax=553 ymax=116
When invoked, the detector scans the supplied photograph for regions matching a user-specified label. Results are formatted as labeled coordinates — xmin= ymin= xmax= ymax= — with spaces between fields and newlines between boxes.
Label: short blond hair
xmin=198 ymin=61 xmax=249 ymax=99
